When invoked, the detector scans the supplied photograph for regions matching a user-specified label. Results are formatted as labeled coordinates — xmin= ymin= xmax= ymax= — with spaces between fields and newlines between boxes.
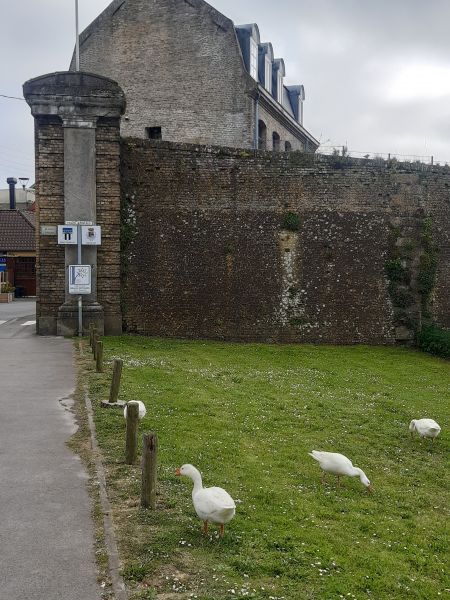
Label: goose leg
xmin=336 ymin=475 xmax=341 ymax=487
xmin=219 ymin=524 xmax=224 ymax=538
xmin=203 ymin=520 xmax=209 ymax=535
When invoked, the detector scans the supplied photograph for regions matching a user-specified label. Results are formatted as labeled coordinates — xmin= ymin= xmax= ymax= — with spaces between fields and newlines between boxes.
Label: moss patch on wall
xmin=385 ymin=217 xmax=440 ymax=340
xmin=417 ymin=217 xmax=439 ymax=320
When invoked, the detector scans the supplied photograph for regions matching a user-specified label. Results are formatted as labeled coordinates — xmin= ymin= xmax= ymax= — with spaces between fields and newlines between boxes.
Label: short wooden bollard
xmin=125 ymin=402 xmax=139 ymax=464
xmin=93 ymin=333 xmax=98 ymax=360
xmin=96 ymin=340 xmax=103 ymax=373
xmin=141 ymin=432 xmax=158 ymax=509
xmin=92 ymin=328 xmax=98 ymax=353
xmin=109 ymin=358 xmax=123 ymax=404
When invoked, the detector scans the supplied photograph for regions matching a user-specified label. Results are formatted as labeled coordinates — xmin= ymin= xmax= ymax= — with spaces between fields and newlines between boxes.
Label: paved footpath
xmin=0 ymin=299 xmax=101 ymax=599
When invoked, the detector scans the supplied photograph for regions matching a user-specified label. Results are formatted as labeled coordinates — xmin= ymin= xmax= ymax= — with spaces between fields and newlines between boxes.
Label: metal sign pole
xmin=77 ymin=224 xmax=82 ymax=336
xmin=75 ymin=0 xmax=80 ymax=72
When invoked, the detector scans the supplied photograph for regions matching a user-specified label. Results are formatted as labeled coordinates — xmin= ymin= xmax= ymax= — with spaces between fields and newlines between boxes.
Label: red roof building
xmin=0 ymin=209 xmax=36 ymax=297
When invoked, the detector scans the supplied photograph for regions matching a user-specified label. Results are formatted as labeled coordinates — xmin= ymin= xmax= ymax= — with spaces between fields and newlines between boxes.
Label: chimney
xmin=6 ymin=178 xmax=17 ymax=210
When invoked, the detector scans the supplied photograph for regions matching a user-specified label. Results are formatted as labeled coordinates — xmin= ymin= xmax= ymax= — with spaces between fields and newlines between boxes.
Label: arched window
xmin=258 ymin=120 xmax=267 ymax=150
xmin=272 ymin=132 xmax=281 ymax=152
xmin=285 ymin=141 xmax=292 ymax=152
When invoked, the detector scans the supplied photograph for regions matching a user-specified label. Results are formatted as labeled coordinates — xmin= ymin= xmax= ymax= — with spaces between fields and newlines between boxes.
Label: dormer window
xmin=265 ymin=57 xmax=272 ymax=93
xmin=250 ymin=38 xmax=258 ymax=80
xmin=277 ymin=71 xmax=283 ymax=104
xmin=273 ymin=59 xmax=285 ymax=105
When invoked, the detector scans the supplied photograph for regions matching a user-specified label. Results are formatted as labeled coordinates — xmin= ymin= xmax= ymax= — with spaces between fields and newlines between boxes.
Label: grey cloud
xmin=1 ymin=0 xmax=450 ymax=185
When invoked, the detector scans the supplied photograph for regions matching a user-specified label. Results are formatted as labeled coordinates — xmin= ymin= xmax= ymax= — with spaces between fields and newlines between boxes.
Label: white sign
xmin=66 ymin=220 xmax=93 ymax=226
xmin=58 ymin=225 xmax=78 ymax=245
xmin=69 ymin=265 xmax=92 ymax=295
xmin=81 ymin=225 xmax=101 ymax=246
xmin=41 ymin=225 xmax=57 ymax=236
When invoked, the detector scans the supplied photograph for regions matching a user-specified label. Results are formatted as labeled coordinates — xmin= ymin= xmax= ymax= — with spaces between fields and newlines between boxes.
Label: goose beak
xmin=175 ymin=468 xmax=181 ymax=476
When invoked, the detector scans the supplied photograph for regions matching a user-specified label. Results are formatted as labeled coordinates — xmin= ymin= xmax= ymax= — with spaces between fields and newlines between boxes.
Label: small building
xmin=0 ymin=186 xmax=35 ymax=210
xmin=71 ymin=0 xmax=318 ymax=152
xmin=0 ymin=210 xmax=36 ymax=297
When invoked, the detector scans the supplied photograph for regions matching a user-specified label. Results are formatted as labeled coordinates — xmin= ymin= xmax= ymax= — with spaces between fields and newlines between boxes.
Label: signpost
xmin=69 ymin=265 xmax=92 ymax=294
xmin=81 ymin=225 xmax=101 ymax=246
xmin=57 ymin=222 xmax=102 ymax=336
xmin=57 ymin=225 xmax=78 ymax=245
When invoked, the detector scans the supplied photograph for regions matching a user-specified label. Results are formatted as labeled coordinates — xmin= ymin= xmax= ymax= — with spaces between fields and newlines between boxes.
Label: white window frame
xmin=265 ymin=57 xmax=272 ymax=93
xmin=250 ymin=38 xmax=258 ymax=80
xmin=277 ymin=72 xmax=283 ymax=104
xmin=298 ymin=98 xmax=304 ymax=125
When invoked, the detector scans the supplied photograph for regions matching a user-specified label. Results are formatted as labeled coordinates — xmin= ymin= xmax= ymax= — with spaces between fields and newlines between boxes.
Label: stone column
xmin=24 ymin=72 xmax=126 ymax=336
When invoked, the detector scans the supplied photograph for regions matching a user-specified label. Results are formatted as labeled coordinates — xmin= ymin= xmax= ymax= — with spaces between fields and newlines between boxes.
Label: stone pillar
xmin=23 ymin=72 xmax=125 ymax=336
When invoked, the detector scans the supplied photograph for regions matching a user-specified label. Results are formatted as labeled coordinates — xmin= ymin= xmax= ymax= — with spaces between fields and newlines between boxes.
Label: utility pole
xmin=75 ymin=0 xmax=80 ymax=71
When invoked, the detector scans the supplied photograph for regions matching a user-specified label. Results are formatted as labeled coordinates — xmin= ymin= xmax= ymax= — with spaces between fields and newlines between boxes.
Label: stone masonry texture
xmin=71 ymin=0 xmax=311 ymax=150
xmin=34 ymin=117 xmax=65 ymax=333
xmin=121 ymin=140 xmax=450 ymax=344
xmin=34 ymin=116 xmax=123 ymax=334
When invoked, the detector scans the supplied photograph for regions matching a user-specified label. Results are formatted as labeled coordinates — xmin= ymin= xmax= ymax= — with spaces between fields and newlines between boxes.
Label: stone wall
xmin=72 ymin=0 xmax=255 ymax=148
xmin=34 ymin=117 xmax=65 ymax=333
xmin=121 ymin=140 xmax=450 ymax=344
xmin=24 ymin=72 xmax=125 ymax=336
xmin=96 ymin=119 xmax=123 ymax=333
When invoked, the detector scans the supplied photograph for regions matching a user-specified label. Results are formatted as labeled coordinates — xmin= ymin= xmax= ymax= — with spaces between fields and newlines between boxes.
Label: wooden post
xmin=93 ymin=333 xmax=98 ymax=360
xmin=125 ymin=401 xmax=139 ymax=464
xmin=96 ymin=340 xmax=103 ymax=373
xmin=141 ymin=432 xmax=158 ymax=509
xmin=89 ymin=323 xmax=94 ymax=347
xmin=92 ymin=327 xmax=97 ymax=353
xmin=109 ymin=358 xmax=123 ymax=404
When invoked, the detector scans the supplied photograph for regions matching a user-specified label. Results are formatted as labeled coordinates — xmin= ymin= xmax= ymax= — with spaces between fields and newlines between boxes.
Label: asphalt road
xmin=0 ymin=300 xmax=101 ymax=599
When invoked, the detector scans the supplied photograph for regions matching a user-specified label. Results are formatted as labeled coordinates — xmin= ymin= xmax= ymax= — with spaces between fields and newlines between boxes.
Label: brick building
xmin=0 ymin=209 xmax=36 ymax=297
xmin=71 ymin=0 xmax=318 ymax=152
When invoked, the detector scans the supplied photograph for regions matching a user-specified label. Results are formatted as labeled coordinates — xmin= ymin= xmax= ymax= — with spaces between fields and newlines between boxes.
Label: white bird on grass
xmin=175 ymin=464 xmax=236 ymax=537
xmin=409 ymin=419 xmax=441 ymax=441
xmin=123 ymin=401 xmax=147 ymax=420
xmin=309 ymin=451 xmax=372 ymax=492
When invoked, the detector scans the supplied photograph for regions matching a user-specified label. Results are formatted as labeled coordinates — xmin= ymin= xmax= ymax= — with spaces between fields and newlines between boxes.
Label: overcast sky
xmin=1 ymin=0 xmax=450 ymax=186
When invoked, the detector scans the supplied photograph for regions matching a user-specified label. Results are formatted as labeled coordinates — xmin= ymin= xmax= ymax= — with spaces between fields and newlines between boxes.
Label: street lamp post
xmin=19 ymin=177 xmax=30 ymax=207
xmin=75 ymin=0 xmax=80 ymax=71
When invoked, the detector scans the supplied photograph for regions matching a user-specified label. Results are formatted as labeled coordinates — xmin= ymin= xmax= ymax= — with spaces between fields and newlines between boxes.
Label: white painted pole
xmin=77 ymin=225 xmax=82 ymax=336
xmin=75 ymin=0 xmax=80 ymax=72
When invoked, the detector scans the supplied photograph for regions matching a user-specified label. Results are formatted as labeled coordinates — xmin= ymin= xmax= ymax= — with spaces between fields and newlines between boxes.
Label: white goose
xmin=175 ymin=464 xmax=236 ymax=537
xmin=309 ymin=451 xmax=372 ymax=492
xmin=409 ymin=419 xmax=441 ymax=441
xmin=123 ymin=401 xmax=147 ymax=420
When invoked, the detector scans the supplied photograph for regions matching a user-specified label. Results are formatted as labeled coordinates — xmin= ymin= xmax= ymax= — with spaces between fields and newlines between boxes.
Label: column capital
xmin=23 ymin=71 xmax=126 ymax=121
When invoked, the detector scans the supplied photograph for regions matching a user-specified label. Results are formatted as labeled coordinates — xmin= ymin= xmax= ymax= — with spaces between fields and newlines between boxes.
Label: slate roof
xmin=0 ymin=210 xmax=36 ymax=252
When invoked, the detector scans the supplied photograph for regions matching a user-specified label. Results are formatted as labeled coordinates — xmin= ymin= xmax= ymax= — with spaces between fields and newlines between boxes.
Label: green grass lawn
xmin=82 ymin=337 xmax=449 ymax=600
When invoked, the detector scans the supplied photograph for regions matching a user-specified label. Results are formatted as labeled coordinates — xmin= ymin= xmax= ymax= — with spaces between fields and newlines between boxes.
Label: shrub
xmin=418 ymin=252 xmax=438 ymax=297
xmin=0 ymin=282 xmax=15 ymax=293
xmin=388 ymin=284 xmax=415 ymax=308
xmin=385 ymin=259 xmax=411 ymax=284
xmin=282 ymin=212 xmax=300 ymax=231
xmin=417 ymin=326 xmax=450 ymax=359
